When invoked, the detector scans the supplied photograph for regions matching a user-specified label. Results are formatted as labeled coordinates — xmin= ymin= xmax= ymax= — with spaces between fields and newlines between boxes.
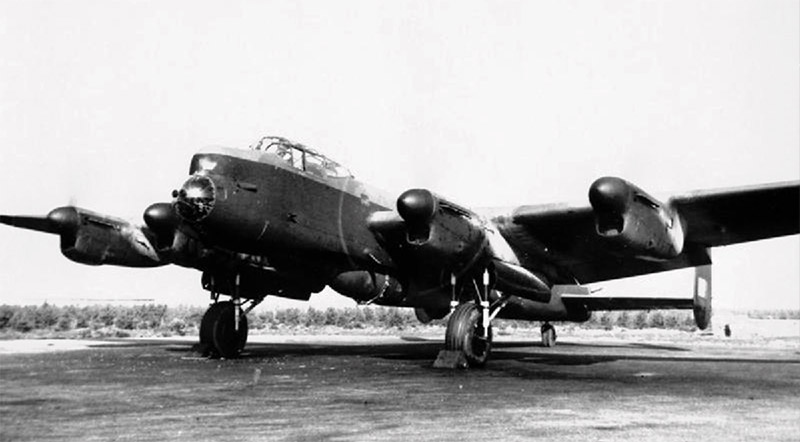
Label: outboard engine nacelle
xmin=589 ymin=177 xmax=685 ymax=260
xmin=0 ymin=206 xmax=166 ymax=267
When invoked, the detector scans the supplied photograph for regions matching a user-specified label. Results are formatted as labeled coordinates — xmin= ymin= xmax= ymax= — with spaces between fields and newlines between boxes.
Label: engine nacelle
xmin=589 ymin=177 xmax=685 ymax=260
xmin=395 ymin=189 xmax=489 ymax=273
xmin=51 ymin=207 xmax=164 ymax=267
xmin=328 ymin=271 xmax=404 ymax=305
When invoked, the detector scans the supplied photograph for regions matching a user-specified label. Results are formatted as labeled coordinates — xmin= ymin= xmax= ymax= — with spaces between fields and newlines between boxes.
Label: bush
xmin=168 ymin=318 xmax=187 ymax=336
xmin=305 ymin=308 xmax=325 ymax=327
xmin=648 ymin=311 xmax=665 ymax=328
xmin=94 ymin=306 xmax=118 ymax=327
xmin=35 ymin=303 xmax=60 ymax=329
xmin=275 ymin=308 xmax=302 ymax=327
xmin=632 ymin=311 xmax=648 ymax=329
xmin=663 ymin=311 xmax=681 ymax=329
xmin=56 ymin=315 xmax=74 ymax=332
xmin=616 ymin=311 xmax=631 ymax=328
xmin=10 ymin=307 xmax=36 ymax=332
xmin=255 ymin=310 xmax=274 ymax=329
xmin=0 ymin=305 xmax=16 ymax=329
xmin=599 ymin=311 xmax=614 ymax=330
xmin=114 ymin=310 xmax=137 ymax=330
xmin=747 ymin=309 xmax=800 ymax=320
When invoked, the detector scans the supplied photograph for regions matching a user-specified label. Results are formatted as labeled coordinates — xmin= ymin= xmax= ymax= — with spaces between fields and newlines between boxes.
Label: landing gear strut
xmin=445 ymin=302 xmax=493 ymax=367
xmin=197 ymin=271 xmax=265 ymax=358
xmin=438 ymin=270 xmax=509 ymax=368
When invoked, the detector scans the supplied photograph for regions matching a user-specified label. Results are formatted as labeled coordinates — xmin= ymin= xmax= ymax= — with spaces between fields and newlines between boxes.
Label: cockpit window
xmin=250 ymin=136 xmax=353 ymax=179
xmin=304 ymin=152 xmax=327 ymax=178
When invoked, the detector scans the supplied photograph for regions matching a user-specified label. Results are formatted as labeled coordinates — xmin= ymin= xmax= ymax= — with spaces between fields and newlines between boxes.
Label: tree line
xmin=0 ymin=303 xmax=795 ymax=338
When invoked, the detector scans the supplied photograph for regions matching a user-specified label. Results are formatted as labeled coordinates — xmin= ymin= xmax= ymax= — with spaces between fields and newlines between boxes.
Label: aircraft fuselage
xmin=175 ymin=146 xmax=398 ymax=282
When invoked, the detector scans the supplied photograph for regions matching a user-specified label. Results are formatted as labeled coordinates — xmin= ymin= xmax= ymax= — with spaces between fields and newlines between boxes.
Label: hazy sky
xmin=0 ymin=0 xmax=797 ymax=310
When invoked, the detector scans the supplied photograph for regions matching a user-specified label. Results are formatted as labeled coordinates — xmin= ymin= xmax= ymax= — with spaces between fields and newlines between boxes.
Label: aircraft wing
xmin=500 ymin=180 xmax=799 ymax=285
xmin=0 ymin=206 xmax=169 ymax=267
xmin=667 ymin=181 xmax=799 ymax=246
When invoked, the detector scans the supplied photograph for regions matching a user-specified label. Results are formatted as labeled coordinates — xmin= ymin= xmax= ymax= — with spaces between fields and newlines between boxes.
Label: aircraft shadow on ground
xmin=100 ymin=338 xmax=798 ymax=367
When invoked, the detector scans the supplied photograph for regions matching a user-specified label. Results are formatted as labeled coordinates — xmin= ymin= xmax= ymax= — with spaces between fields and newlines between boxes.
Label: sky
xmin=0 ymin=0 xmax=797 ymax=310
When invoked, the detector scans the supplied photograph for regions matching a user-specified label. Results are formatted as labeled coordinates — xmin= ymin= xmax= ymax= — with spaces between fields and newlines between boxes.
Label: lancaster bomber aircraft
xmin=2 ymin=136 xmax=798 ymax=366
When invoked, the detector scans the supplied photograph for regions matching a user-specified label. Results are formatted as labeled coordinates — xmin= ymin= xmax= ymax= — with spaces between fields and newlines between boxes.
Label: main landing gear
xmin=438 ymin=271 xmax=510 ymax=368
xmin=199 ymin=295 xmax=262 ymax=359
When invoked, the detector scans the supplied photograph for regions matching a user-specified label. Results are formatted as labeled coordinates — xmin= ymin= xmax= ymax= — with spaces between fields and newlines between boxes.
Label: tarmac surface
xmin=1 ymin=334 xmax=799 ymax=441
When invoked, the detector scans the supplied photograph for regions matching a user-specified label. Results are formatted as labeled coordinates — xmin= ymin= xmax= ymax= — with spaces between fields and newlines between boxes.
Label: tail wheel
xmin=445 ymin=302 xmax=492 ymax=367
xmin=211 ymin=301 xmax=248 ymax=359
xmin=541 ymin=323 xmax=556 ymax=347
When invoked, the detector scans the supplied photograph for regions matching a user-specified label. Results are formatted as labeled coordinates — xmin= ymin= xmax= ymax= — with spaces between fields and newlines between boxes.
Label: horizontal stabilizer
xmin=561 ymin=295 xmax=694 ymax=311
xmin=556 ymin=284 xmax=693 ymax=310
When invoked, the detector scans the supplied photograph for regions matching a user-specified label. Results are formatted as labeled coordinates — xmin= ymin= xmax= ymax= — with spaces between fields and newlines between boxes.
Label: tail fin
xmin=693 ymin=250 xmax=712 ymax=330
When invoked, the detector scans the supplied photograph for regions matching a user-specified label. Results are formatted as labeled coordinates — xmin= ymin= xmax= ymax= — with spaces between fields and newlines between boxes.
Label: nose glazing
xmin=174 ymin=175 xmax=216 ymax=222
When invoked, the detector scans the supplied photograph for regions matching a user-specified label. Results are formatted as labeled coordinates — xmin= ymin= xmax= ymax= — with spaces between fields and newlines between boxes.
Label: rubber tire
xmin=541 ymin=323 xmax=556 ymax=347
xmin=445 ymin=303 xmax=492 ymax=367
xmin=211 ymin=301 xmax=248 ymax=359
xmin=200 ymin=303 xmax=225 ymax=345
xmin=199 ymin=303 xmax=226 ymax=357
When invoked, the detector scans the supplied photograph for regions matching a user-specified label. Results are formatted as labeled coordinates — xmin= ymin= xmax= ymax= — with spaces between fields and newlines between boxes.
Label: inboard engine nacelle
xmin=589 ymin=177 xmax=685 ymax=260
xmin=394 ymin=188 xmax=489 ymax=271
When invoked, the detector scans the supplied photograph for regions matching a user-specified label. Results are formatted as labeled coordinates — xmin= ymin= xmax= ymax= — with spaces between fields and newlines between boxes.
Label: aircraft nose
xmin=174 ymin=174 xmax=216 ymax=222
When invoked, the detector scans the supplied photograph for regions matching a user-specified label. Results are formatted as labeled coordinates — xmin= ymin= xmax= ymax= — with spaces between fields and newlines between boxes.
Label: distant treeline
xmin=746 ymin=309 xmax=800 ymax=320
xmin=0 ymin=304 xmax=796 ymax=337
xmin=0 ymin=304 xmax=422 ymax=337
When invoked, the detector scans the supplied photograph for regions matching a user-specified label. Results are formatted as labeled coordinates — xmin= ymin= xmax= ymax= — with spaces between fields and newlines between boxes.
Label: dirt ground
xmin=1 ymin=333 xmax=799 ymax=441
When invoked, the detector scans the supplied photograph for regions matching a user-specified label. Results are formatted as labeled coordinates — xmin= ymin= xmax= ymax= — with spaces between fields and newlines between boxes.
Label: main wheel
xmin=211 ymin=301 xmax=248 ymax=359
xmin=445 ymin=302 xmax=492 ymax=367
xmin=541 ymin=323 xmax=556 ymax=347
xmin=199 ymin=303 xmax=226 ymax=357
